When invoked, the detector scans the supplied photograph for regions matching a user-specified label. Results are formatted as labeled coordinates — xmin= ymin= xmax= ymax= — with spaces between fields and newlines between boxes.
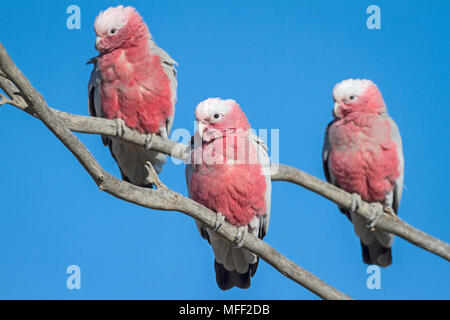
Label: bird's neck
xmin=98 ymin=39 xmax=150 ymax=67
xmin=194 ymin=131 xmax=258 ymax=166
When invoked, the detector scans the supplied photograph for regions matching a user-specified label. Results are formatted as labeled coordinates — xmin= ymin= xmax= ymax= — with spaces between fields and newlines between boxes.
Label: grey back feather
xmin=249 ymin=133 xmax=272 ymax=239
xmin=148 ymin=39 xmax=178 ymax=138
xmin=322 ymin=120 xmax=336 ymax=185
xmin=88 ymin=62 xmax=109 ymax=146
xmin=386 ymin=115 xmax=404 ymax=214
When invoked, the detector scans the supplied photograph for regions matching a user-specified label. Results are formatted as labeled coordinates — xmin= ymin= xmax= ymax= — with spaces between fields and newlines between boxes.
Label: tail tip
xmin=361 ymin=242 xmax=392 ymax=267
xmin=214 ymin=260 xmax=256 ymax=290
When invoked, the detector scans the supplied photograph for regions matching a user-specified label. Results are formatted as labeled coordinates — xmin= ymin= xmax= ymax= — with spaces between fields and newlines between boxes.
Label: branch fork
xmin=1 ymin=41 xmax=449 ymax=299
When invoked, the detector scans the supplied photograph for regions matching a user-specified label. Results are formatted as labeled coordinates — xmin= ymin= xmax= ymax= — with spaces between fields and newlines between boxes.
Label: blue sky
xmin=0 ymin=0 xmax=449 ymax=299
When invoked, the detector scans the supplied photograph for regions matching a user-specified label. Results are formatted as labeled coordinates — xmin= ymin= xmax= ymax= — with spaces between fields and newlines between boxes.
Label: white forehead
xmin=94 ymin=5 xmax=134 ymax=35
xmin=333 ymin=79 xmax=373 ymax=101
xmin=195 ymin=98 xmax=235 ymax=118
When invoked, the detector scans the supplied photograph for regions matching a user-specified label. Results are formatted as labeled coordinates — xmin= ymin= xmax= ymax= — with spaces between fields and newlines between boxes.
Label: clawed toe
xmin=234 ymin=225 xmax=248 ymax=249
xmin=213 ymin=212 xmax=225 ymax=232
xmin=367 ymin=202 xmax=383 ymax=229
xmin=350 ymin=193 xmax=362 ymax=213
xmin=384 ymin=207 xmax=397 ymax=218
xmin=383 ymin=206 xmax=400 ymax=222
xmin=115 ymin=118 xmax=126 ymax=137
xmin=144 ymin=133 xmax=155 ymax=150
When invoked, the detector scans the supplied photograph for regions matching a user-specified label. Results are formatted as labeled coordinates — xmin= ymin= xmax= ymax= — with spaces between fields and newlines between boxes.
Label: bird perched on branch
xmin=186 ymin=98 xmax=272 ymax=290
xmin=88 ymin=5 xmax=177 ymax=186
xmin=323 ymin=79 xmax=404 ymax=267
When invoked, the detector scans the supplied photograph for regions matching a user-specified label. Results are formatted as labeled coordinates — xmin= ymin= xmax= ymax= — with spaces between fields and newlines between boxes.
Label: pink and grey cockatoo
xmin=88 ymin=6 xmax=177 ymax=186
xmin=322 ymin=79 xmax=404 ymax=267
xmin=185 ymin=98 xmax=271 ymax=290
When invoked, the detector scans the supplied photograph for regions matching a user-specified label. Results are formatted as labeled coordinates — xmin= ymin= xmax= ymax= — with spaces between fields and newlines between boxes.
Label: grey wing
xmin=322 ymin=120 xmax=336 ymax=185
xmin=149 ymin=39 xmax=178 ymax=139
xmin=184 ymin=140 xmax=194 ymax=199
xmin=185 ymin=139 xmax=210 ymax=241
xmin=387 ymin=116 xmax=404 ymax=214
xmin=323 ymin=120 xmax=352 ymax=220
xmin=184 ymin=164 xmax=193 ymax=198
xmin=88 ymin=63 xmax=109 ymax=146
xmin=249 ymin=133 xmax=272 ymax=240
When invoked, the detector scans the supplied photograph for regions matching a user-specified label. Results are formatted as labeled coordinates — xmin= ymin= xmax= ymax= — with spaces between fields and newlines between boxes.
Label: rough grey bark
xmin=0 ymin=42 xmax=352 ymax=300
xmin=3 ymin=74 xmax=447 ymax=263
xmin=271 ymin=165 xmax=450 ymax=262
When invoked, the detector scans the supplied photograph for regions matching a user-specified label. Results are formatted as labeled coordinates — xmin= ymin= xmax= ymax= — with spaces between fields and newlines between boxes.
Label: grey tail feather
xmin=214 ymin=260 xmax=259 ymax=291
xmin=108 ymin=141 xmax=153 ymax=189
xmin=360 ymin=241 xmax=392 ymax=267
xmin=120 ymin=170 xmax=153 ymax=189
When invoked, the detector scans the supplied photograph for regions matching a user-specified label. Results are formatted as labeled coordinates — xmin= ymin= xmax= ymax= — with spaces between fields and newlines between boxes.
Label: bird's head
xmin=93 ymin=5 xmax=150 ymax=54
xmin=194 ymin=98 xmax=250 ymax=143
xmin=332 ymin=79 xmax=386 ymax=119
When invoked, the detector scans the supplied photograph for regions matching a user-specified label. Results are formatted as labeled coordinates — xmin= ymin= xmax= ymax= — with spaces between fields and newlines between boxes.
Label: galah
xmin=185 ymin=98 xmax=271 ymax=290
xmin=323 ymin=79 xmax=404 ymax=267
xmin=88 ymin=5 xmax=177 ymax=186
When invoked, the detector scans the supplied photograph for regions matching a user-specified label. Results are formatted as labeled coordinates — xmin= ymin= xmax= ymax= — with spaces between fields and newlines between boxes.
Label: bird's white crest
xmin=195 ymin=98 xmax=234 ymax=119
xmin=332 ymin=79 xmax=373 ymax=101
xmin=94 ymin=5 xmax=135 ymax=35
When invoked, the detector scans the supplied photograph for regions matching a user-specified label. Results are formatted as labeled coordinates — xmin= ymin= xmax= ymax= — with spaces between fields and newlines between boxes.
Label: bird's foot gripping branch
xmin=0 ymin=41 xmax=449 ymax=299
xmin=0 ymin=42 xmax=352 ymax=300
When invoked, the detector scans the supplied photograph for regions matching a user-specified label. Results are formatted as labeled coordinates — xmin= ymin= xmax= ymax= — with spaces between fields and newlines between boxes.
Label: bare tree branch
xmin=271 ymin=165 xmax=450 ymax=262
xmin=0 ymin=74 xmax=188 ymax=161
xmin=3 ymin=74 xmax=448 ymax=263
xmin=0 ymin=42 xmax=353 ymax=300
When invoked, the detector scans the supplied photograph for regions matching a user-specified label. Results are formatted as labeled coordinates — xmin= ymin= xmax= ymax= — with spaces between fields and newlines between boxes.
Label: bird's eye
xmin=349 ymin=95 xmax=355 ymax=100
xmin=110 ymin=28 xmax=117 ymax=34
xmin=213 ymin=113 xmax=220 ymax=119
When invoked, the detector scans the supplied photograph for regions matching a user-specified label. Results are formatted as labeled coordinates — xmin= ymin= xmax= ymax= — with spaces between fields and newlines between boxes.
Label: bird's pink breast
xmin=329 ymin=114 xmax=400 ymax=203
xmin=189 ymin=135 xmax=267 ymax=227
xmin=97 ymin=43 xmax=173 ymax=134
